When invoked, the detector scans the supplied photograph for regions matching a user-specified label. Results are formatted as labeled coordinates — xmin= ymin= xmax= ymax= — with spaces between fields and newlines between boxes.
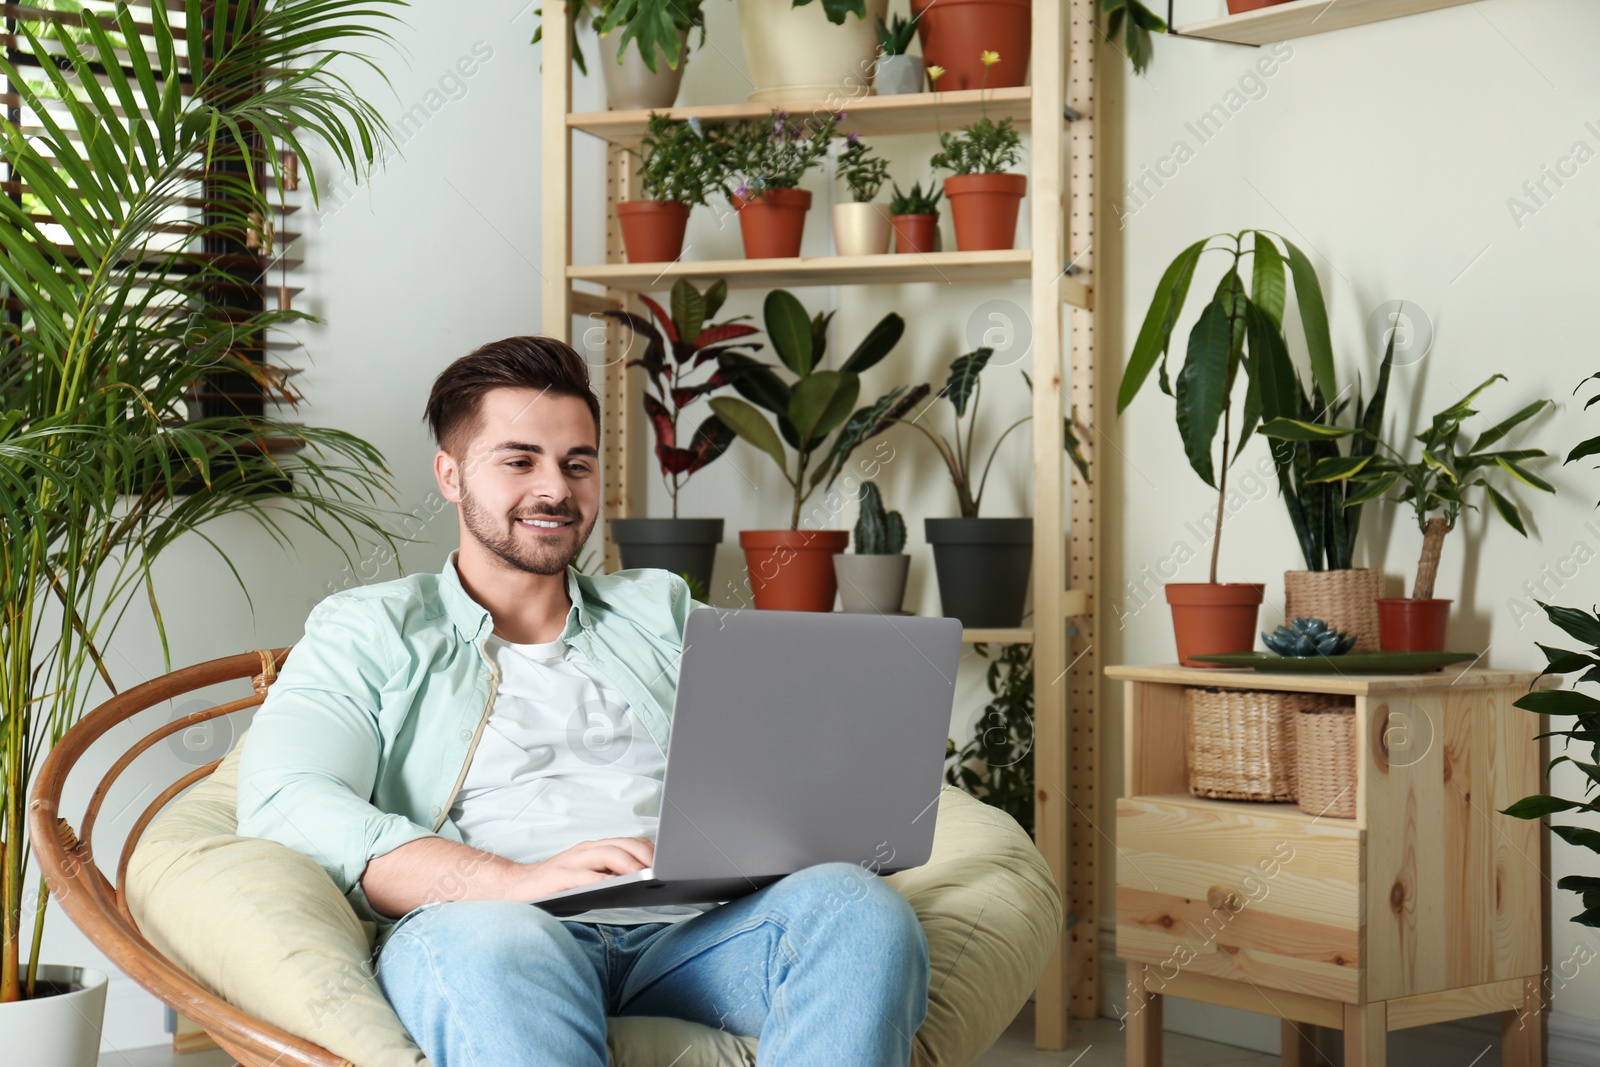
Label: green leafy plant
xmin=852 ymin=482 xmax=906 ymax=555
xmin=534 ymin=0 xmax=710 ymax=76
xmin=602 ymin=280 xmax=764 ymax=518
xmin=888 ymin=180 xmax=943 ymax=216
xmin=709 ymin=289 xmax=910 ymax=529
xmin=1118 ymin=230 xmax=1336 ymax=584
xmin=792 ymin=0 xmax=869 ymax=25
xmin=891 ymin=348 xmax=1028 ymax=518
xmin=835 ymin=132 xmax=890 ymax=203
xmin=632 ymin=113 xmax=724 ymax=205
xmin=0 ymin=0 xmax=406 ymax=1003
xmin=1267 ymin=375 xmax=1554 ymax=600
xmin=929 ymin=116 xmax=1022 ymax=176
xmin=876 ymin=13 xmax=915 ymax=55
xmin=720 ymin=110 xmax=838 ymax=201
xmin=945 ymin=643 xmax=1035 ymax=835
xmin=1101 ymin=0 xmax=1167 ymax=75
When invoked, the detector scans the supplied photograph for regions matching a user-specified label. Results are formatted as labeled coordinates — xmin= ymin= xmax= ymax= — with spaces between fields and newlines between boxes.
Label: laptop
xmin=527 ymin=607 xmax=963 ymax=915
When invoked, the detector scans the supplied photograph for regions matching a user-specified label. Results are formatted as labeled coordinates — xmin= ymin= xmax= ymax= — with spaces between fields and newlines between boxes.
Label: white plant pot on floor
xmin=5 ymin=965 xmax=109 ymax=1067
xmin=832 ymin=202 xmax=891 ymax=256
xmin=736 ymin=0 xmax=889 ymax=103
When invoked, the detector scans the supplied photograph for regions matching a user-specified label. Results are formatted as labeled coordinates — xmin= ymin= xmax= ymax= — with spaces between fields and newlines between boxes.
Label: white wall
xmin=1105 ymin=0 xmax=1600 ymax=1035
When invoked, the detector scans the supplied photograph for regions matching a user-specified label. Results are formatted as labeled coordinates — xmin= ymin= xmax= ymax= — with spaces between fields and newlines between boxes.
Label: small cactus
xmin=853 ymin=481 xmax=906 ymax=555
xmin=1262 ymin=616 xmax=1357 ymax=658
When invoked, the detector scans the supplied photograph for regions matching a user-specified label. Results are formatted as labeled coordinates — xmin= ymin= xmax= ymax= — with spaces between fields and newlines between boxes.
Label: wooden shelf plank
xmin=1059 ymin=272 xmax=1091 ymax=309
xmin=962 ymin=627 xmax=1033 ymax=644
xmin=570 ymin=249 xmax=1033 ymax=291
xmin=1105 ymin=663 xmax=1541 ymax=695
xmin=1175 ymin=0 xmax=1473 ymax=46
xmin=570 ymin=87 xmax=1036 ymax=147
xmin=1126 ymin=792 xmax=1363 ymax=835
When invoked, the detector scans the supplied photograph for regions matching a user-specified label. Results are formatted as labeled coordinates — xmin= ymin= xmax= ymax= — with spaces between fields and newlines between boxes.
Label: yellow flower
xmin=926 ymin=64 xmax=945 ymax=82
xmin=981 ymin=50 xmax=1000 ymax=67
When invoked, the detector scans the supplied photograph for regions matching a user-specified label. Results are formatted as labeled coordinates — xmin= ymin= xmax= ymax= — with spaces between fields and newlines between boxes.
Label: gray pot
xmin=924 ymin=517 xmax=1032 ymax=628
xmin=609 ymin=517 xmax=722 ymax=594
xmin=874 ymin=53 xmax=924 ymax=95
xmin=834 ymin=553 xmax=911 ymax=614
xmin=597 ymin=28 xmax=689 ymax=111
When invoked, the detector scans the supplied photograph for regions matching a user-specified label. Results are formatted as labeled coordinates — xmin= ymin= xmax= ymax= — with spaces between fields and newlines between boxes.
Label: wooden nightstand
xmin=1106 ymin=665 xmax=1548 ymax=1067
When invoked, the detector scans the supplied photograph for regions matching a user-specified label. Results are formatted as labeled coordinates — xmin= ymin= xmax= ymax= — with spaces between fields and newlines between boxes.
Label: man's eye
xmin=566 ymin=464 xmax=591 ymax=475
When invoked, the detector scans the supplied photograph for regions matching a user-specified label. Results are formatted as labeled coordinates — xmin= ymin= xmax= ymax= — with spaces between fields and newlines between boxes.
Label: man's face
xmin=438 ymin=388 xmax=600 ymax=576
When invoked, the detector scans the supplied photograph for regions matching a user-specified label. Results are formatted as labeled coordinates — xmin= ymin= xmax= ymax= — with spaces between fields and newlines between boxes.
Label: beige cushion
xmin=127 ymin=734 xmax=1060 ymax=1067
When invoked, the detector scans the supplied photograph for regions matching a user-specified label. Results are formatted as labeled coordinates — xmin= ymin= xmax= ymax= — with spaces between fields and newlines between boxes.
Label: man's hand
xmin=507 ymin=837 xmax=655 ymax=899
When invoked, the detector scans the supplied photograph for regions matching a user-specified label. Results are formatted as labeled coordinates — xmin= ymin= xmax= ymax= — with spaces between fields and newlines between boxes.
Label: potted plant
xmin=617 ymin=113 xmax=723 ymax=263
xmin=1228 ymin=0 xmax=1295 ymax=13
xmin=1267 ymin=374 xmax=1554 ymax=652
xmin=1118 ymin=230 xmax=1330 ymax=665
xmin=874 ymin=14 xmax=923 ymax=94
xmin=928 ymin=57 xmax=1026 ymax=252
xmin=832 ymin=132 xmax=892 ymax=257
xmin=888 ymin=180 xmax=942 ymax=254
xmin=910 ymin=0 xmax=1029 ymax=91
xmin=737 ymin=0 xmax=889 ymax=103
xmin=534 ymin=0 xmax=705 ymax=110
xmin=602 ymin=280 xmax=763 ymax=590
xmin=719 ymin=110 xmax=837 ymax=259
xmin=945 ymin=642 xmax=1035 ymax=833
xmin=1 ymin=3 xmax=403 ymax=1062
xmin=708 ymin=289 xmax=907 ymax=610
xmin=834 ymin=481 xmax=910 ymax=613
xmin=1102 ymin=0 xmax=1165 ymax=75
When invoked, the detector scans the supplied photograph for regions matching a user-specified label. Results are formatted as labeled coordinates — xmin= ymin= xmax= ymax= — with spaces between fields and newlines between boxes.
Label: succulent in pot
xmin=1262 ymin=617 xmax=1356 ymax=658
xmin=617 ymin=113 xmax=724 ymax=263
xmin=831 ymin=132 xmax=892 ymax=257
xmin=873 ymin=14 xmax=924 ymax=95
xmin=834 ymin=481 xmax=911 ymax=614
xmin=602 ymin=279 xmax=763 ymax=591
xmin=718 ymin=110 xmax=837 ymax=259
xmin=928 ymin=56 xmax=1025 ymax=251
xmin=888 ymin=179 xmax=942 ymax=254
xmin=709 ymin=289 xmax=913 ymax=610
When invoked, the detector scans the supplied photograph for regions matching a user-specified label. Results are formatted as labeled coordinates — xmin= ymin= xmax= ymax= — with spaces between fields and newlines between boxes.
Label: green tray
xmin=1189 ymin=651 xmax=1479 ymax=674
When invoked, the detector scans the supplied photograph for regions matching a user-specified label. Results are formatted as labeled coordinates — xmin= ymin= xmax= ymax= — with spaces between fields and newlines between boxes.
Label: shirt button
xmin=459 ymin=729 xmax=471 ymax=740
xmin=430 ymin=806 xmax=440 ymax=818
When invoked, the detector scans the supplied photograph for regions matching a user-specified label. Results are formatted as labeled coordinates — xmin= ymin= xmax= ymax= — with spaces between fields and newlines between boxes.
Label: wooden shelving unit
xmin=1174 ymin=0 xmax=1474 ymax=46
xmin=541 ymin=0 xmax=1102 ymax=1047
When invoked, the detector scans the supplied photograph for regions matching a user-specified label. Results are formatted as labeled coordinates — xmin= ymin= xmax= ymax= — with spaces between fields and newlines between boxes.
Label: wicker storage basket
xmin=1283 ymin=569 xmax=1383 ymax=652
xmin=1185 ymin=687 xmax=1326 ymax=802
xmin=1295 ymin=700 xmax=1358 ymax=818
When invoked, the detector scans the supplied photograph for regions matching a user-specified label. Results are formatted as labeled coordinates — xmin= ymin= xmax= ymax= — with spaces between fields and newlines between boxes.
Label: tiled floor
xmin=97 ymin=1001 xmax=1277 ymax=1066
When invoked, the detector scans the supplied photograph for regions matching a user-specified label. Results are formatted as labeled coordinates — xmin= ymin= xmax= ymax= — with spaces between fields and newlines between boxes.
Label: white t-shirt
xmin=449 ymin=633 xmax=712 ymax=925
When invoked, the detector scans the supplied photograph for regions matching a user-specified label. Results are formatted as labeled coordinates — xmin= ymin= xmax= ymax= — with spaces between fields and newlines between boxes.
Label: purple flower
xmin=836 ymin=110 xmax=848 ymax=122
xmin=733 ymin=182 xmax=750 ymax=200
xmin=847 ymin=131 xmax=860 ymax=146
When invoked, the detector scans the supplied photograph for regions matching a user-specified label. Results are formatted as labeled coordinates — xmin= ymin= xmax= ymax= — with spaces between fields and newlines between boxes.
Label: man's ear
xmin=434 ymin=449 xmax=462 ymax=504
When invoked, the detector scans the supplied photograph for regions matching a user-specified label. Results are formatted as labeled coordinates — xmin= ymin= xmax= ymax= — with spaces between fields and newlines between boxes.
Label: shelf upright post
xmin=1066 ymin=0 xmax=1103 ymax=1025
xmin=600 ymin=144 xmax=639 ymax=571
xmin=1030 ymin=0 xmax=1071 ymax=1048
xmin=540 ymin=0 xmax=574 ymax=341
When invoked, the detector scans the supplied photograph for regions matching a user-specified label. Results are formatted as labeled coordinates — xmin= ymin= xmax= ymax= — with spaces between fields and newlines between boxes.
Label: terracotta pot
xmin=739 ymin=528 xmax=849 ymax=611
xmin=1227 ymin=0 xmax=1295 ymax=13
xmin=1376 ymin=597 xmax=1453 ymax=652
xmin=944 ymin=173 xmax=1026 ymax=251
xmin=736 ymin=0 xmax=888 ymax=103
xmin=1165 ymin=583 xmax=1265 ymax=667
xmin=831 ymin=201 xmax=891 ymax=256
xmin=616 ymin=200 xmax=690 ymax=263
xmin=597 ymin=27 xmax=689 ymax=110
xmin=909 ymin=0 xmax=1030 ymax=92
xmin=891 ymin=213 xmax=938 ymax=254
xmin=732 ymin=188 xmax=812 ymax=259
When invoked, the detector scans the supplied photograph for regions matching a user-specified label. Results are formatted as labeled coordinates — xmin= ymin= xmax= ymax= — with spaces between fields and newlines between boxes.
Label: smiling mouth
xmin=516 ymin=516 xmax=573 ymax=530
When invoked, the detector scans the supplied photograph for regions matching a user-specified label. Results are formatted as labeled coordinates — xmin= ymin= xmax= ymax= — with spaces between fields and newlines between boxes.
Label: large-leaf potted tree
xmin=602 ymin=280 xmax=763 ymax=591
xmin=1267 ymin=374 xmax=1554 ymax=652
xmin=1118 ymin=230 xmax=1326 ymax=665
xmin=709 ymin=289 xmax=910 ymax=610
xmin=2 ymin=3 xmax=404 ymax=1063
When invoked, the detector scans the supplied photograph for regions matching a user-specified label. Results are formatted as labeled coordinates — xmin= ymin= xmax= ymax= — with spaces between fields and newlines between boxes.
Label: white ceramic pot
xmin=834 ymin=553 xmax=911 ymax=614
xmin=831 ymin=201 xmax=891 ymax=256
xmin=735 ymin=0 xmax=889 ymax=104
xmin=4 ymin=965 xmax=109 ymax=1067
xmin=873 ymin=53 xmax=924 ymax=95
xmin=597 ymin=27 xmax=689 ymax=110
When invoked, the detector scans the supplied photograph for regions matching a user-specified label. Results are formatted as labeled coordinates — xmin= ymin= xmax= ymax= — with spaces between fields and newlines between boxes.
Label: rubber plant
xmin=0 ymin=0 xmax=406 ymax=1004
xmin=601 ymin=279 xmax=762 ymax=517
xmin=1502 ymin=372 xmax=1600 ymax=926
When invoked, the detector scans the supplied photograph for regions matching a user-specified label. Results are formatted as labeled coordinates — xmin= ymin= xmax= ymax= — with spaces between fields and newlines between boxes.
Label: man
xmin=237 ymin=337 xmax=930 ymax=1067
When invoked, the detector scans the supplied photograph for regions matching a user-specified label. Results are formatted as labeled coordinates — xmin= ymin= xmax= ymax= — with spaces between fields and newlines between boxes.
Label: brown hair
xmin=424 ymin=336 xmax=601 ymax=454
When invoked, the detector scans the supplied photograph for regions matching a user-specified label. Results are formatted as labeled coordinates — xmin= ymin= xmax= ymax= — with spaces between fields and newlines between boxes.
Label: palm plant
xmin=1 ymin=0 xmax=405 ymax=1003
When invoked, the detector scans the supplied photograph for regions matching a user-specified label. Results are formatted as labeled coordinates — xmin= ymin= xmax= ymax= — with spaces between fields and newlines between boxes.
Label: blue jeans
xmin=374 ymin=862 xmax=931 ymax=1067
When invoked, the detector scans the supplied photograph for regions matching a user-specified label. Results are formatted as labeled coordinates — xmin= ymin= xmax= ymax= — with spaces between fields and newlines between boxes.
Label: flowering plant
xmin=835 ymin=132 xmax=890 ymax=203
xmin=633 ymin=113 xmax=724 ymax=205
xmin=928 ymin=53 xmax=1022 ymax=176
xmin=718 ymin=109 xmax=839 ymax=200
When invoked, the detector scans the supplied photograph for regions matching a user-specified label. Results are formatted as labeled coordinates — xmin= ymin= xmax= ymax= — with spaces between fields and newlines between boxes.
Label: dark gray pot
xmin=924 ymin=517 xmax=1032 ymax=628
xmin=609 ymin=518 xmax=723 ymax=594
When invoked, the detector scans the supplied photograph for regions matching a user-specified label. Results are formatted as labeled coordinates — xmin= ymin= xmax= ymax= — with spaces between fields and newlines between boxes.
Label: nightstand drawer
xmin=1116 ymin=795 xmax=1363 ymax=1003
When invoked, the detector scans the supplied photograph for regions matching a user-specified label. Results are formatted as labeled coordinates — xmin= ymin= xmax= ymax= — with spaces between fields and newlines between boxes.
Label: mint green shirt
xmin=236 ymin=554 xmax=706 ymax=929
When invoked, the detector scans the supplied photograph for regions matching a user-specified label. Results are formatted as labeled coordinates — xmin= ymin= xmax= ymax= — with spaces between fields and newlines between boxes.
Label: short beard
xmin=458 ymin=479 xmax=594 ymax=577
